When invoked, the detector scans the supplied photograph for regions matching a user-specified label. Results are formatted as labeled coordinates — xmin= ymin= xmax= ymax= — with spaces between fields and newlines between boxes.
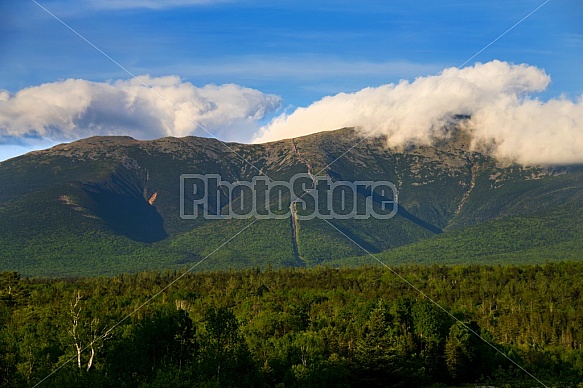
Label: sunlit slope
xmin=0 ymin=126 xmax=581 ymax=276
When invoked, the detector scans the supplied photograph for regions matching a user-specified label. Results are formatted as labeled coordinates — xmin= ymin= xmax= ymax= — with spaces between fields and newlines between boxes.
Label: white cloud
xmin=0 ymin=76 xmax=281 ymax=144
xmin=255 ymin=60 xmax=583 ymax=165
xmin=3 ymin=61 xmax=582 ymax=166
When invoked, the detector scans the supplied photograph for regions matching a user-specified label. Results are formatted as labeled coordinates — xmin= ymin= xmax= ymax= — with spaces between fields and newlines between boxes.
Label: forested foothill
xmin=1 ymin=262 xmax=583 ymax=387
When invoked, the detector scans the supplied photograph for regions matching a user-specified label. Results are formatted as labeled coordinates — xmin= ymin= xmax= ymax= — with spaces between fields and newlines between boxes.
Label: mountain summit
xmin=1 ymin=127 xmax=582 ymax=276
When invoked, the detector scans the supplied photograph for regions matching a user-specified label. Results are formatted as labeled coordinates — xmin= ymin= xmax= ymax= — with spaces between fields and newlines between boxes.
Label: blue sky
xmin=0 ymin=0 xmax=582 ymax=161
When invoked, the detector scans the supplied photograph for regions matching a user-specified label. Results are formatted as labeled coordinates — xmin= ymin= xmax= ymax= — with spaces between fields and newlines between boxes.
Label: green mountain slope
xmin=332 ymin=197 xmax=583 ymax=267
xmin=0 ymin=126 xmax=582 ymax=276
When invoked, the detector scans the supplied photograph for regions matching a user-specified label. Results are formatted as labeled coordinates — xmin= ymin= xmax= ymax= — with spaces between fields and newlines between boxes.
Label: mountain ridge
xmin=1 ymin=126 xmax=582 ymax=276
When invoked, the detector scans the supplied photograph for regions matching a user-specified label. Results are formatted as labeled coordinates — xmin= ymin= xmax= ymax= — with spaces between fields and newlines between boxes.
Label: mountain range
xmin=1 ymin=123 xmax=582 ymax=277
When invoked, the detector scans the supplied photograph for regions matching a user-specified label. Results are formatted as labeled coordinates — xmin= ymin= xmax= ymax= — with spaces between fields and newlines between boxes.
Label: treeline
xmin=1 ymin=263 xmax=583 ymax=387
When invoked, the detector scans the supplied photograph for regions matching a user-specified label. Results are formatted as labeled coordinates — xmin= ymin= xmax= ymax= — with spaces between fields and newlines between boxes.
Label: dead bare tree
xmin=69 ymin=291 xmax=83 ymax=370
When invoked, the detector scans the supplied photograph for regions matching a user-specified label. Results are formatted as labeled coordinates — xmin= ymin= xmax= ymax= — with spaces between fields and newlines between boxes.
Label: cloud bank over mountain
xmin=1 ymin=60 xmax=582 ymax=164
xmin=255 ymin=60 xmax=583 ymax=165
xmin=0 ymin=76 xmax=281 ymax=144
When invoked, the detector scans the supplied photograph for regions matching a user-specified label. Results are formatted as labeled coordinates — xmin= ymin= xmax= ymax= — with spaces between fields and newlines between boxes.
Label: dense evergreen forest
xmin=1 ymin=263 xmax=583 ymax=387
